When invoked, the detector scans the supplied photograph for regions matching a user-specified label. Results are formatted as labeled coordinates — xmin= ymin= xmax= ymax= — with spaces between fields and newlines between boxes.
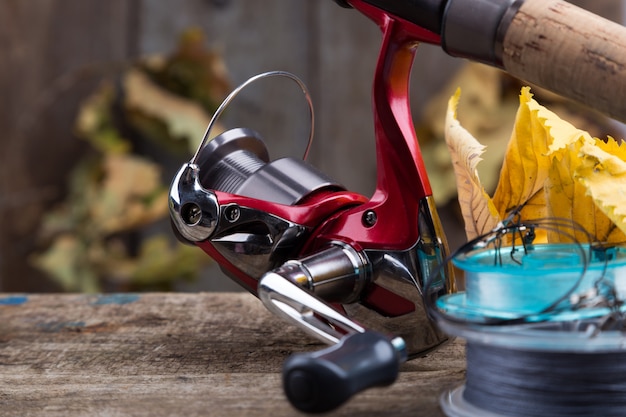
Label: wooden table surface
xmin=0 ymin=292 xmax=465 ymax=417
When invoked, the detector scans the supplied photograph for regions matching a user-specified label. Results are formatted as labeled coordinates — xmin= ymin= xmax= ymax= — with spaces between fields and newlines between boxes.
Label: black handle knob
xmin=282 ymin=331 xmax=401 ymax=413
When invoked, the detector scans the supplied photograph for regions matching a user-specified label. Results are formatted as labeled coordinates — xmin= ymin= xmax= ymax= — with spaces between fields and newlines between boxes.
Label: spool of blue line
xmin=433 ymin=242 xmax=626 ymax=417
xmin=443 ymin=244 xmax=626 ymax=320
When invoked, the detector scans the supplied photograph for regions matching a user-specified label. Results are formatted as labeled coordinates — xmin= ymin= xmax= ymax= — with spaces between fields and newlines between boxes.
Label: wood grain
xmin=0 ymin=293 xmax=465 ymax=416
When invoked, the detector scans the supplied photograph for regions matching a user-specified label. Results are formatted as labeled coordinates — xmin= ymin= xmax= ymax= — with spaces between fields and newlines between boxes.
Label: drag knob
xmin=282 ymin=331 xmax=402 ymax=413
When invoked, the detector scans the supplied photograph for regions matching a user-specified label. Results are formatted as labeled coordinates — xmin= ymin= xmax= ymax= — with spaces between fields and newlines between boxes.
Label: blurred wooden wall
xmin=0 ymin=1 xmax=140 ymax=291
xmin=0 ymin=0 xmax=622 ymax=292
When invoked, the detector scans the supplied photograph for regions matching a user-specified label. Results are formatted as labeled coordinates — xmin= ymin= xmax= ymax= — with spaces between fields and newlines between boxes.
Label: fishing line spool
xmin=427 ymin=218 xmax=626 ymax=417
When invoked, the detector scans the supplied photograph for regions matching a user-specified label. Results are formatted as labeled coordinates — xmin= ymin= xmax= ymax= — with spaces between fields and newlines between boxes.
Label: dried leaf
xmin=531 ymin=98 xmax=625 ymax=243
xmin=545 ymin=147 xmax=603 ymax=242
xmin=448 ymin=85 xmax=626 ymax=245
xmin=74 ymin=81 xmax=130 ymax=154
xmin=31 ymin=235 xmax=100 ymax=293
xmin=32 ymin=29 xmax=226 ymax=292
xmin=91 ymin=236 xmax=205 ymax=290
xmin=420 ymin=63 xmax=517 ymax=204
xmin=575 ymin=140 xmax=626 ymax=238
xmin=140 ymin=28 xmax=231 ymax=114
xmin=491 ymin=87 xmax=551 ymax=222
xmin=128 ymin=236 xmax=204 ymax=287
xmin=90 ymin=154 xmax=169 ymax=234
xmin=123 ymin=68 xmax=221 ymax=154
xmin=444 ymin=89 xmax=501 ymax=239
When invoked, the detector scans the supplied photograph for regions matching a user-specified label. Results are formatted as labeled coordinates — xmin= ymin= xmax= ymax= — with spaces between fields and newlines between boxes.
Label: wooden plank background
xmin=0 ymin=0 xmax=622 ymax=292
xmin=0 ymin=292 xmax=467 ymax=416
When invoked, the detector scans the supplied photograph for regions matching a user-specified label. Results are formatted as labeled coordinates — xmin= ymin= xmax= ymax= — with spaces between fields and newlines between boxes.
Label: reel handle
xmin=283 ymin=331 xmax=402 ymax=413
xmin=257 ymin=245 xmax=408 ymax=412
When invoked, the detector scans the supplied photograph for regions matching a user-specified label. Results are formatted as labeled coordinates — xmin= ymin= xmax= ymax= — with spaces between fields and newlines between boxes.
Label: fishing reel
xmin=166 ymin=0 xmax=626 ymax=413
xmin=169 ymin=1 xmax=456 ymax=413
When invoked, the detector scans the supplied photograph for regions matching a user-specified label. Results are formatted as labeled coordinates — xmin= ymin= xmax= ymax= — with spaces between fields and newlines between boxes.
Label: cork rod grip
xmin=501 ymin=0 xmax=626 ymax=122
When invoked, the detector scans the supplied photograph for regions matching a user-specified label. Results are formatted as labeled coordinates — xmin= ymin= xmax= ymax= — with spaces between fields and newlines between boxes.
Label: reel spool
xmin=426 ymin=218 xmax=626 ymax=417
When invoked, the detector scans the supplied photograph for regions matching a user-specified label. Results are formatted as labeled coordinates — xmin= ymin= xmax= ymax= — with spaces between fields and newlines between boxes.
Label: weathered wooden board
xmin=0 ymin=292 xmax=465 ymax=416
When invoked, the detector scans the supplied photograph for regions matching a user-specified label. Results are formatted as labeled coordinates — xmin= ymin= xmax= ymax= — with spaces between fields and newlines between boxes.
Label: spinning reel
xmin=169 ymin=2 xmax=455 ymax=412
xmin=169 ymin=0 xmax=626 ymax=413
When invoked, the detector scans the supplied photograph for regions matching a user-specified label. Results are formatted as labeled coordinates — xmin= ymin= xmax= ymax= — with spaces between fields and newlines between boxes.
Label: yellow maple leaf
xmin=444 ymin=89 xmax=501 ymax=240
xmin=491 ymin=88 xmax=551 ymax=226
xmin=524 ymin=97 xmax=596 ymax=243
xmin=575 ymin=140 xmax=626 ymax=239
xmin=536 ymin=102 xmax=625 ymax=243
